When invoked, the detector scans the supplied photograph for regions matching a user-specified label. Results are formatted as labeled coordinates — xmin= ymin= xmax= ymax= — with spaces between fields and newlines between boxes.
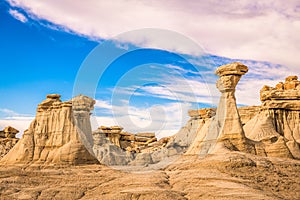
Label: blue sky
xmin=0 ymin=0 xmax=299 ymax=138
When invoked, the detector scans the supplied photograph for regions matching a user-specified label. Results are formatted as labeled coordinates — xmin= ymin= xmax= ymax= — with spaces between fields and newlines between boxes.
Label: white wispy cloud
xmin=106 ymin=59 xmax=297 ymax=107
xmin=236 ymin=60 xmax=298 ymax=105
xmin=6 ymin=0 xmax=300 ymax=70
xmin=0 ymin=108 xmax=33 ymax=138
xmin=93 ymin=99 xmax=191 ymax=138
xmin=8 ymin=9 xmax=28 ymax=23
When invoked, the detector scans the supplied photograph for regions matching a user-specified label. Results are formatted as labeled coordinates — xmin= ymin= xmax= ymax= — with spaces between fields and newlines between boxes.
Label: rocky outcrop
xmin=213 ymin=62 xmax=255 ymax=153
xmin=93 ymin=127 xmax=133 ymax=166
xmin=0 ymin=94 xmax=98 ymax=165
xmin=260 ymin=76 xmax=300 ymax=109
xmin=0 ymin=126 xmax=19 ymax=159
xmin=96 ymin=126 xmax=158 ymax=152
xmin=128 ymin=108 xmax=217 ymax=165
xmin=0 ymin=126 xmax=19 ymax=138
xmin=91 ymin=62 xmax=300 ymax=166
xmin=184 ymin=69 xmax=300 ymax=160
xmin=92 ymin=126 xmax=165 ymax=165
xmin=244 ymin=76 xmax=300 ymax=159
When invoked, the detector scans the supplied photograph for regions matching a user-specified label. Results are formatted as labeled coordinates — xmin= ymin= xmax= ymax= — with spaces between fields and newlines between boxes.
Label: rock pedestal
xmin=214 ymin=62 xmax=254 ymax=153
xmin=186 ymin=62 xmax=255 ymax=156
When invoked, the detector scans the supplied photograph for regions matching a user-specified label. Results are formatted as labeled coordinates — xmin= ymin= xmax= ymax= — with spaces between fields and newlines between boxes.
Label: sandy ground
xmin=0 ymin=152 xmax=300 ymax=200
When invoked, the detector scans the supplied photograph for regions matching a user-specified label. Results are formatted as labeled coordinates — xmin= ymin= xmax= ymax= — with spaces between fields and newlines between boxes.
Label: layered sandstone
xmin=92 ymin=62 xmax=299 ymax=165
xmin=95 ymin=126 xmax=158 ymax=152
xmin=0 ymin=126 xmax=19 ymax=159
xmin=238 ymin=106 xmax=261 ymax=125
xmin=0 ymin=94 xmax=98 ymax=165
xmin=244 ymin=76 xmax=300 ymax=159
xmin=127 ymin=108 xmax=217 ymax=165
xmin=1 ymin=63 xmax=298 ymax=168
xmin=93 ymin=126 xmax=173 ymax=165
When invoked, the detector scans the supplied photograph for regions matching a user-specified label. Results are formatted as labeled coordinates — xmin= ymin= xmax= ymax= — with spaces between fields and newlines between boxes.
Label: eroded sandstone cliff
xmin=244 ymin=76 xmax=300 ymax=159
xmin=0 ymin=94 xmax=98 ymax=165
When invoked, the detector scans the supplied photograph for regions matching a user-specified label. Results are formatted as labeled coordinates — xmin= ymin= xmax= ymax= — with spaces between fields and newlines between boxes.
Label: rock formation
xmin=0 ymin=126 xmax=19 ymax=159
xmin=0 ymin=126 xmax=19 ymax=138
xmin=213 ymin=62 xmax=255 ymax=153
xmin=91 ymin=63 xmax=300 ymax=166
xmin=244 ymin=76 xmax=300 ymax=159
xmin=186 ymin=62 xmax=255 ymax=155
xmin=1 ymin=63 xmax=299 ymax=168
xmin=0 ymin=94 xmax=98 ymax=165
xmin=184 ymin=64 xmax=300 ymax=160
xmin=94 ymin=126 xmax=158 ymax=152
xmin=92 ymin=126 xmax=165 ymax=165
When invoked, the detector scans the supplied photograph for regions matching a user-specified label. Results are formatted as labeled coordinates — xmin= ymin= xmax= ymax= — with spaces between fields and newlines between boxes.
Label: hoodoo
xmin=187 ymin=62 xmax=255 ymax=155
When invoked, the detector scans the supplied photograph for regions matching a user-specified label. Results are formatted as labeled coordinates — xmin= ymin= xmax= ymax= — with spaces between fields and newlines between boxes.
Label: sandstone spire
xmin=213 ymin=62 xmax=254 ymax=152
xmin=186 ymin=62 xmax=255 ymax=155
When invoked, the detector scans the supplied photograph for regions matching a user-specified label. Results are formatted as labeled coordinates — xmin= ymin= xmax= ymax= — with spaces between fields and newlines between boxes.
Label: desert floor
xmin=0 ymin=152 xmax=300 ymax=200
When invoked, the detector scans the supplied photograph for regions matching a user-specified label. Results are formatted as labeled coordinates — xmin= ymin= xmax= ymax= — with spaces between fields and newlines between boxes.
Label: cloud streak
xmin=93 ymin=99 xmax=191 ymax=138
xmin=8 ymin=9 xmax=27 ymax=22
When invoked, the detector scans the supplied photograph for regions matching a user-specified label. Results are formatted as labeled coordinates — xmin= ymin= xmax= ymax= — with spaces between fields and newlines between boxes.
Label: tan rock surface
xmin=0 ymin=138 xmax=19 ymax=159
xmin=0 ymin=126 xmax=19 ymax=159
xmin=0 ymin=94 xmax=98 ymax=165
xmin=0 ymin=126 xmax=19 ymax=138
xmin=0 ymin=153 xmax=299 ymax=200
xmin=244 ymin=76 xmax=300 ymax=159
xmin=238 ymin=106 xmax=261 ymax=125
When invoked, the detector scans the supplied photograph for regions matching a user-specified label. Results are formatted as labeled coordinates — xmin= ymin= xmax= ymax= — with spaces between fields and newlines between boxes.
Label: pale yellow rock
xmin=0 ymin=138 xmax=19 ymax=159
xmin=238 ymin=106 xmax=260 ymax=125
xmin=244 ymin=111 xmax=280 ymax=141
xmin=188 ymin=108 xmax=216 ymax=119
xmin=135 ymin=132 xmax=155 ymax=138
xmin=0 ymin=126 xmax=19 ymax=138
xmin=214 ymin=62 xmax=254 ymax=153
xmin=215 ymin=62 xmax=248 ymax=77
xmin=244 ymin=76 xmax=300 ymax=159
xmin=0 ymin=94 xmax=98 ymax=165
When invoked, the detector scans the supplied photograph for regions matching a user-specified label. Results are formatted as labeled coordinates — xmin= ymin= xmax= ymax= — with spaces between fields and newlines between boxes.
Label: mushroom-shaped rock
xmin=187 ymin=62 xmax=255 ymax=155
